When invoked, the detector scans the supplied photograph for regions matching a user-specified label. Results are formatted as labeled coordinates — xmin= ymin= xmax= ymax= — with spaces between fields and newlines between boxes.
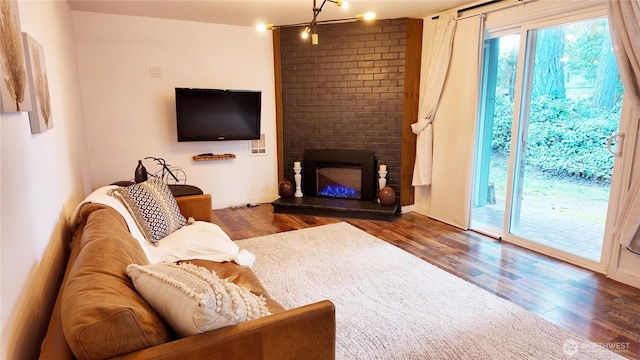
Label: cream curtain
xmin=609 ymin=0 xmax=640 ymax=253
xmin=411 ymin=11 xmax=457 ymax=187
xmin=426 ymin=15 xmax=485 ymax=229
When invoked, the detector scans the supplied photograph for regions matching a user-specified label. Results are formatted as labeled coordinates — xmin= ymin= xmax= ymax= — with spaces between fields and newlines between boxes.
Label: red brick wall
xmin=280 ymin=18 xmax=408 ymax=198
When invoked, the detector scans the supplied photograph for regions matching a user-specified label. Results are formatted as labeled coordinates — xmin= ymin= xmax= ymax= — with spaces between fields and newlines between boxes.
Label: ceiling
xmin=66 ymin=0 xmax=477 ymax=28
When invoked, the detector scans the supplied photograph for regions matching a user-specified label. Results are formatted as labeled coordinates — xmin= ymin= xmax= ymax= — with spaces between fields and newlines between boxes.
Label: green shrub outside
xmin=491 ymin=94 xmax=621 ymax=182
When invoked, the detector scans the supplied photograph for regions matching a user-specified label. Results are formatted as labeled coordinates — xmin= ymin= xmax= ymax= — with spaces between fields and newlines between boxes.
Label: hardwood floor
xmin=212 ymin=204 xmax=640 ymax=359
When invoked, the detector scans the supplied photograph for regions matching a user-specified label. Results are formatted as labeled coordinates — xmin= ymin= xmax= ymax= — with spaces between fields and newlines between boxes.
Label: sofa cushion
xmin=61 ymin=207 xmax=172 ymax=360
xmin=113 ymin=178 xmax=186 ymax=244
xmin=186 ymin=259 xmax=287 ymax=314
xmin=126 ymin=262 xmax=272 ymax=337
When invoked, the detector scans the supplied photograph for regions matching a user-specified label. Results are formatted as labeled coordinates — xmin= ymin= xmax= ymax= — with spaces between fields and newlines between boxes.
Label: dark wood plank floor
xmin=212 ymin=204 xmax=640 ymax=359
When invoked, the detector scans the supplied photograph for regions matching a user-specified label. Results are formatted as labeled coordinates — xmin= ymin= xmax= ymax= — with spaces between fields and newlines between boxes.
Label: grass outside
xmin=489 ymin=153 xmax=610 ymax=200
xmin=488 ymin=153 xmax=610 ymax=224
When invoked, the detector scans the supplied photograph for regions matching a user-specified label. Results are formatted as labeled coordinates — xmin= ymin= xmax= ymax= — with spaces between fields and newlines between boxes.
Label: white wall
xmin=72 ymin=12 xmax=278 ymax=209
xmin=0 ymin=1 xmax=91 ymax=359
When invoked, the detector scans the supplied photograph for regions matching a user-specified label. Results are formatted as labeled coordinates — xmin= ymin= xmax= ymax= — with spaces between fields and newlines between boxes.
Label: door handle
xmin=607 ymin=132 xmax=625 ymax=156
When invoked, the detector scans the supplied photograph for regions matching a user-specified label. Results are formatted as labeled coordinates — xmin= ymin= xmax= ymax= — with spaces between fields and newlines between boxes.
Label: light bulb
xmin=301 ymin=26 xmax=311 ymax=39
xmin=356 ymin=12 xmax=376 ymax=21
xmin=256 ymin=23 xmax=273 ymax=31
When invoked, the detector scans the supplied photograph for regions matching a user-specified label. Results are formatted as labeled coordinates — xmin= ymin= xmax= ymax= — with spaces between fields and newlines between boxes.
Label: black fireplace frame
xmin=303 ymin=149 xmax=378 ymax=201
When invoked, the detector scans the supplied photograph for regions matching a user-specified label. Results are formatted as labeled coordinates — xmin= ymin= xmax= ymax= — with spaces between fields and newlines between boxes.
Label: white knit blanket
xmin=70 ymin=186 xmax=255 ymax=267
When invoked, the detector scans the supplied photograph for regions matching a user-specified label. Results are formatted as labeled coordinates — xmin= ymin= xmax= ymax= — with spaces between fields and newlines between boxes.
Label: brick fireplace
xmin=273 ymin=17 xmax=424 ymax=214
xmin=278 ymin=18 xmax=411 ymax=203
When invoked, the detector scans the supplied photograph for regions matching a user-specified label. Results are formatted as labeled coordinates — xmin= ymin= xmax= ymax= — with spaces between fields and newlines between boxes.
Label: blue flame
xmin=318 ymin=185 xmax=360 ymax=199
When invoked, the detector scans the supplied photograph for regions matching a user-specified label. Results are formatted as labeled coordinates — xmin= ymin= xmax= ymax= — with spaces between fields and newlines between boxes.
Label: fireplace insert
xmin=303 ymin=149 xmax=377 ymax=201
xmin=316 ymin=163 xmax=362 ymax=199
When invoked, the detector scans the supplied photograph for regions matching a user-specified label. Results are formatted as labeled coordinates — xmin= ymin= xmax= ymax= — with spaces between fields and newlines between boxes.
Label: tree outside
xmin=492 ymin=18 xmax=622 ymax=186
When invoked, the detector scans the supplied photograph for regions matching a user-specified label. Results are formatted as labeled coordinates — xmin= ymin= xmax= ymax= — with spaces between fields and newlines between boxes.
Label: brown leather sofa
xmin=39 ymin=194 xmax=336 ymax=360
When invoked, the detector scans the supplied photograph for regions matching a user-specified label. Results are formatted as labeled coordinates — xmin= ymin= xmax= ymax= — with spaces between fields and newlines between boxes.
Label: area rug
xmin=236 ymin=222 xmax=624 ymax=359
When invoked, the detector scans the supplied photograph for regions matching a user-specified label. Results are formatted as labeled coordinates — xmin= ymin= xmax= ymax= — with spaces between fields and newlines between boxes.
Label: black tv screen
xmin=175 ymin=87 xmax=261 ymax=141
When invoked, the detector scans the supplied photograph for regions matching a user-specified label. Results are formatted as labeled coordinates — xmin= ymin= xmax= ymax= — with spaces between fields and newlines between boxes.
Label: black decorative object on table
xmin=145 ymin=156 xmax=187 ymax=186
xmin=121 ymin=158 xmax=199 ymax=197
xmin=134 ymin=160 xmax=148 ymax=183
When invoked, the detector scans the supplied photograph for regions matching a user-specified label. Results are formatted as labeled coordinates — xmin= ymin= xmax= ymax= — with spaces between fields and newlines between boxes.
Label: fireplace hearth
xmin=272 ymin=149 xmax=399 ymax=221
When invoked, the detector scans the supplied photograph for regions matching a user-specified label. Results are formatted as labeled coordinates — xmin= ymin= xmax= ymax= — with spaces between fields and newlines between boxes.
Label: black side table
xmin=110 ymin=181 xmax=203 ymax=198
xmin=167 ymin=185 xmax=203 ymax=197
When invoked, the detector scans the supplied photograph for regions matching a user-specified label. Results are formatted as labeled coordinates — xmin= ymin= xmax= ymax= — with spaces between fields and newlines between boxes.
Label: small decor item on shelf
xmin=134 ymin=160 xmax=148 ymax=183
xmin=378 ymin=187 xmax=396 ymax=206
xmin=278 ymin=180 xmax=294 ymax=198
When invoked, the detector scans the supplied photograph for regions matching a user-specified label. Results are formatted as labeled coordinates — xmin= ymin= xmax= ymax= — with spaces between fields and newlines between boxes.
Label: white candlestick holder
xmin=294 ymin=165 xmax=303 ymax=198
xmin=377 ymin=170 xmax=388 ymax=202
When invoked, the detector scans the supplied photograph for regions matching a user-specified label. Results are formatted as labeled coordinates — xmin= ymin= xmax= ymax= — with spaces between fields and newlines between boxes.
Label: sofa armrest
xmin=39 ymin=229 xmax=84 ymax=360
xmin=175 ymin=194 xmax=213 ymax=222
xmin=114 ymin=300 xmax=336 ymax=360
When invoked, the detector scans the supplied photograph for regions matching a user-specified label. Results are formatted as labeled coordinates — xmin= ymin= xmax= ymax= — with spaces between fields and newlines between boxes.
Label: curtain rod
xmin=431 ymin=0 xmax=536 ymax=20
xmin=431 ymin=0 xmax=503 ymax=20
xmin=458 ymin=0 xmax=505 ymax=14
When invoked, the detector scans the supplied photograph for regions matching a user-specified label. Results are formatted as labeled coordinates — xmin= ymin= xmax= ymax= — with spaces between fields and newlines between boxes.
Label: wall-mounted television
xmin=175 ymin=87 xmax=261 ymax=141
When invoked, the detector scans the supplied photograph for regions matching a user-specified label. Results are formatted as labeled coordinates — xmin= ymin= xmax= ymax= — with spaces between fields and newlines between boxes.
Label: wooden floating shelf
xmin=192 ymin=154 xmax=236 ymax=161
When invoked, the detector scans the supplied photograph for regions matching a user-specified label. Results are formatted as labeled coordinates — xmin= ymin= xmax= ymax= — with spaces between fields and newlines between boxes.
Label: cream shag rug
xmin=236 ymin=222 xmax=623 ymax=359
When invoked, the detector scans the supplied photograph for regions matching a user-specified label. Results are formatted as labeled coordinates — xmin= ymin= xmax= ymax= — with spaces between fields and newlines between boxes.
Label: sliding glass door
xmin=472 ymin=33 xmax=519 ymax=236
xmin=472 ymin=12 xmax=624 ymax=267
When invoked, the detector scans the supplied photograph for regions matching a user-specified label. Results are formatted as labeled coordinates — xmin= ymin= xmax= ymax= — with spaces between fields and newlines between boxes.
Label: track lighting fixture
xmin=256 ymin=0 xmax=376 ymax=45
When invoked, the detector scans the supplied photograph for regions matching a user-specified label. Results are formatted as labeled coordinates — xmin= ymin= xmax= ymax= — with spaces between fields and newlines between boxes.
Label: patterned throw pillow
xmin=113 ymin=179 xmax=186 ymax=244
xmin=126 ymin=262 xmax=271 ymax=337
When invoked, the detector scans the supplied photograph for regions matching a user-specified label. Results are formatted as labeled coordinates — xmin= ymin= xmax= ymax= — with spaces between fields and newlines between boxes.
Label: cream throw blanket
xmin=70 ymin=186 xmax=255 ymax=266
